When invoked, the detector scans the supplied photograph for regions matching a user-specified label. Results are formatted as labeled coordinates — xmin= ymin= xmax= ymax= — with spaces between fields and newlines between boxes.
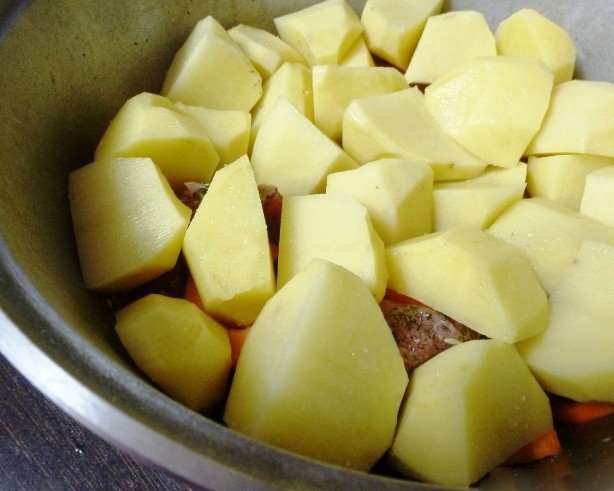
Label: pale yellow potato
xmin=405 ymin=10 xmax=496 ymax=85
xmin=249 ymin=62 xmax=313 ymax=152
xmin=251 ymin=96 xmax=358 ymax=196
xmin=69 ymin=157 xmax=191 ymax=292
xmin=488 ymin=197 xmax=614 ymax=293
xmin=274 ymin=0 xmax=363 ymax=66
xmin=338 ymin=34 xmax=375 ymax=67
xmin=433 ymin=181 xmax=525 ymax=231
xmin=94 ymin=92 xmax=219 ymax=187
xmin=312 ymin=64 xmax=407 ymax=141
xmin=161 ymin=16 xmax=262 ymax=111
xmin=277 ymin=193 xmax=388 ymax=301
xmin=182 ymin=156 xmax=276 ymax=327
xmin=175 ymin=102 xmax=251 ymax=167
xmin=386 ymin=225 xmax=548 ymax=343
xmin=496 ymin=8 xmax=576 ymax=85
xmin=389 ymin=339 xmax=553 ymax=487
xmin=361 ymin=0 xmax=444 ymax=70
xmin=342 ymin=87 xmax=486 ymax=181
xmin=526 ymin=80 xmax=614 ymax=158
xmin=425 ymin=56 xmax=553 ymax=168
xmin=517 ymin=240 xmax=614 ymax=403
xmin=527 ymin=154 xmax=613 ymax=210
xmin=580 ymin=166 xmax=614 ymax=227
xmin=326 ymin=157 xmax=433 ymax=245
xmin=228 ymin=23 xmax=305 ymax=81
xmin=115 ymin=294 xmax=232 ymax=413
xmin=224 ymin=259 xmax=408 ymax=471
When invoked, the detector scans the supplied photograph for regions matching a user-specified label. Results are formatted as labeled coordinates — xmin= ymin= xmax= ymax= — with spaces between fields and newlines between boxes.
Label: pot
xmin=1 ymin=0 xmax=613 ymax=489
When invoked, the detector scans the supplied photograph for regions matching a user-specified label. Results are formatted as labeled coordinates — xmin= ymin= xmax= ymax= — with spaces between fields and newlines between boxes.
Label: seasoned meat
xmin=380 ymin=299 xmax=482 ymax=373
xmin=176 ymin=181 xmax=209 ymax=217
xmin=258 ymin=183 xmax=283 ymax=246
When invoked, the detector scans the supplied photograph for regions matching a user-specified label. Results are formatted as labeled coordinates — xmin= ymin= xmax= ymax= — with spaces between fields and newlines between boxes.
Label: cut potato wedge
xmin=224 ymin=259 xmax=408 ymax=471
xmin=342 ymin=88 xmax=486 ymax=181
xmin=386 ymin=225 xmax=548 ymax=343
xmin=517 ymin=240 xmax=614 ymax=403
xmin=389 ymin=339 xmax=553 ymax=487
xmin=182 ymin=156 xmax=276 ymax=327
xmin=68 ymin=157 xmax=191 ymax=292
xmin=115 ymin=294 xmax=232 ymax=413
xmin=277 ymin=193 xmax=388 ymax=301
xmin=161 ymin=16 xmax=262 ymax=111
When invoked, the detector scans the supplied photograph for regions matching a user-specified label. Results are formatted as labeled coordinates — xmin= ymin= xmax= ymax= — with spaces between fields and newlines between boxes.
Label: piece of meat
xmin=380 ymin=299 xmax=482 ymax=374
xmin=258 ymin=183 xmax=283 ymax=246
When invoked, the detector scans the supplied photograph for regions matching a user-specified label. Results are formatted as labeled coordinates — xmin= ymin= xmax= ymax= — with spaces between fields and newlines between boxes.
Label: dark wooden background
xmin=0 ymin=354 xmax=194 ymax=490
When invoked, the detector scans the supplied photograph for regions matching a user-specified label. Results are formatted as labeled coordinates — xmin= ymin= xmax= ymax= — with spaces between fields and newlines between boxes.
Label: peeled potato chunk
xmin=68 ymin=157 xmax=191 ymax=292
xmin=249 ymin=61 xmax=313 ymax=152
xmin=312 ymin=64 xmax=407 ymax=141
xmin=115 ymin=294 xmax=232 ymax=413
xmin=274 ymin=0 xmax=363 ymax=66
xmin=94 ymin=92 xmax=220 ymax=187
xmin=405 ymin=10 xmax=496 ymax=85
xmin=277 ymin=193 xmax=388 ymax=301
xmin=361 ymin=0 xmax=444 ymax=70
xmin=425 ymin=56 xmax=553 ymax=168
xmin=228 ymin=23 xmax=305 ymax=81
xmin=388 ymin=339 xmax=553 ymax=487
xmin=251 ymin=96 xmax=358 ymax=196
xmin=526 ymin=154 xmax=613 ymax=210
xmin=161 ymin=15 xmax=262 ymax=111
xmin=182 ymin=155 xmax=276 ymax=327
xmin=526 ymin=80 xmax=614 ymax=159
xmin=517 ymin=240 xmax=614 ymax=403
xmin=386 ymin=225 xmax=548 ymax=343
xmin=224 ymin=259 xmax=408 ymax=472
xmin=495 ymin=8 xmax=576 ymax=85
xmin=342 ymin=88 xmax=486 ymax=181
xmin=326 ymin=157 xmax=434 ymax=245
xmin=175 ymin=103 xmax=251 ymax=167
xmin=433 ymin=180 xmax=525 ymax=231
xmin=488 ymin=197 xmax=614 ymax=293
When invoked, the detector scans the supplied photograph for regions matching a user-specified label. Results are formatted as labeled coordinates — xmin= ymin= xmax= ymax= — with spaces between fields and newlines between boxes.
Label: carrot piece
xmin=505 ymin=427 xmax=562 ymax=465
xmin=183 ymin=274 xmax=204 ymax=310
xmin=383 ymin=288 xmax=425 ymax=307
xmin=227 ymin=326 xmax=251 ymax=366
xmin=552 ymin=398 xmax=614 ymax=424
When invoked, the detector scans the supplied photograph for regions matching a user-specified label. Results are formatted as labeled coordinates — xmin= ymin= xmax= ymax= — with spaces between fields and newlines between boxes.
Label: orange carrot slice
xmin=552 ymin=398 xmax=614 ymax=424
xmin=227 ymin=326 xmax=251 ymax=366
xmin=505 ymin=427 xmax=562 ymax=465
xmin=183 ymin=274 xmax=204 ymax=310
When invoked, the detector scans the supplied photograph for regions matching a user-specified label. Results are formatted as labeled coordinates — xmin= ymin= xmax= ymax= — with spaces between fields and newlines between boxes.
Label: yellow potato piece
xmin=389 ymin=339 xmax=553 ymax=487
xmin=115 ymin=294 xmax=232 ymax=413
xmin=425 ymin=56 xmax=553 ymax=168
xmin=182 ymin=155 xmax=276 ymax=327
xmin=161 ymin=16 xmax=262 ymax=111
xmin=277 ymin=193 xmax=388 ymax=301
xmin=94 ymin=92 xmax=220 ymax=187
xmin=517 ymin=240 xmax=614 ymax=403
xmin=386 ymin=224 xmax=548 ymax=343
xmin=68 ymin=157 xmax=191 ymax=292
xmin=224 ymin=259 xmax=408 ymax=471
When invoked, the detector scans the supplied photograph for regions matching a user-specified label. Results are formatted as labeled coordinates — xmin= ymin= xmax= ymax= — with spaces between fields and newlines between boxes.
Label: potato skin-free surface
xmin=388 ymin=339 xmax=553 ymax=487
xmin=224 ymin=259 xmax=408 ymax=472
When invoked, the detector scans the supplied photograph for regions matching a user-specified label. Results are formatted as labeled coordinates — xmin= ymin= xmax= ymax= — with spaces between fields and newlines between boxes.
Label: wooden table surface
xmin=0 ymin=353 xmax=194 ymax=490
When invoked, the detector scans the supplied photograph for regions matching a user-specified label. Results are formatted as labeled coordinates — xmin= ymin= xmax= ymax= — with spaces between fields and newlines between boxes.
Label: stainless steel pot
xmin=1 ymin=1 xmax=613 ymax=489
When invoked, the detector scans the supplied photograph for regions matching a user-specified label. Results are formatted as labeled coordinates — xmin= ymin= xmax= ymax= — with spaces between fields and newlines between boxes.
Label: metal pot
xmin=1 ymin=1 xmax=613 ymax=489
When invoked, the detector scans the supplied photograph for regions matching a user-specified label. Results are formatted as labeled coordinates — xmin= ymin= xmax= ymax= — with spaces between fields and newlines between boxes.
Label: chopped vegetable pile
xmin=68 ymin=0 xmax=614 ymax=487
